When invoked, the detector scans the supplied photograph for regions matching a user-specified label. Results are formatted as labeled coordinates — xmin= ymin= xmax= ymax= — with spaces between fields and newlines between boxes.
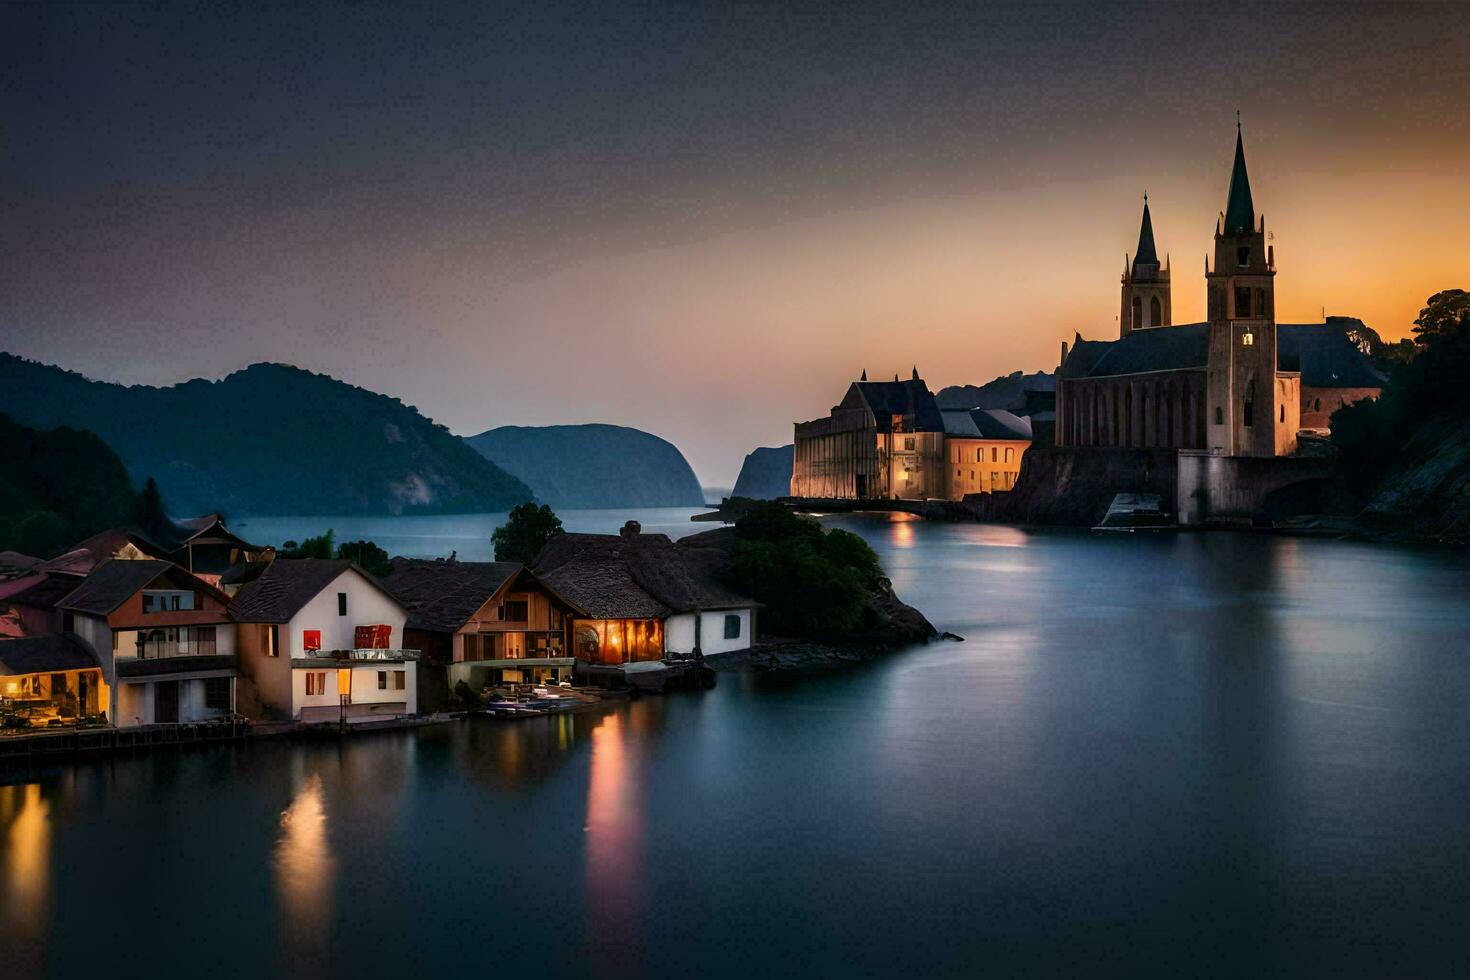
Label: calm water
xmin=5 ymin=512 xmax=1470 ymax=978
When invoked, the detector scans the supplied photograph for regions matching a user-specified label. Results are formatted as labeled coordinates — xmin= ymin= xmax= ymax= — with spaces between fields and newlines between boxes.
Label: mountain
xmin=467 ymin=424 xmax=704 ymax=509
xmin=0 ymin=354 xmax=533 ymax=516
xmin=732 ymin=445 xmax=794 ymax=500
xmin=937 ymin=370 xmax=1055 ymax=411
xmin=0 ymin=413 xmax=139 ymax=557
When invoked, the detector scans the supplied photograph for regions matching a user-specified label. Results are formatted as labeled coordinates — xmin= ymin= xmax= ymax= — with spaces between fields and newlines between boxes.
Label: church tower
xmin=1205 ymin=121 xmax=1279 ymax=457
xmin=1119 ymin=195 xmax=1171 ymax=338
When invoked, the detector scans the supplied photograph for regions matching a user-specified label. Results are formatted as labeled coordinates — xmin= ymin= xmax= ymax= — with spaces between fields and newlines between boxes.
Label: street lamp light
xmin=337 ymin=665 xmax=353 ymax=733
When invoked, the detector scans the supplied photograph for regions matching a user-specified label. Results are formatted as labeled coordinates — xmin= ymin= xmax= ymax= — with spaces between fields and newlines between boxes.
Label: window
xmin=1131 ymin=295 xmax=1141 ymax=330
xmin=1150 ymin=295 xmax=1161 ymax=327
xmin=204 ymin=677 xmax=231 ymax=711
xmin=303 ymin=629 xmax=322 ymax=652
xmin=1314 ymin=398 xmax=1321 ymax=412
xmin=305 ymin=672 xmax=326 ymax=696
xmin=1237 ymin=247 xmax=1251 ymax=267
xmin=976 ymin=448 xmax=983 ymax=463
xmin=1214 ymin=407 xmax=1224 ymax=425
xmin=143 ymin=590 xmax=197 ymax=613
xmin=1241 ymin=331 xmax=1254 ymax=347
xmin=392 ymin=670 xmax=406 ymax=691
xmin=1005 ymin=448 xmax=1015 ymax=463
xmin=903 ymin=437 xmax=914 ymax=451
xmin=501 ymin=600 xmax=529 ymax=622
xmin=1243 ymin=377 xmax=1256 ymax=428
xmin=463 ymin=633 xmax=481 ymax=661
xmin=1280 ymin=405 xmax=1286 ymax=423
xmin=724 ymin=614 xmax=741 ymax=640
xmin=991 ymin=447 xmax=998 ymax=463
xmin=1235 ymin=286 xmax=1252 ymax=316
xmin=337 ymin=592 xmax=347 ymax=616
xmin=1255 ymin=288 xmax=1265 ymax=317
xmin=264 ymin=625 xmax=279 ymax=657
xmin=377 ymin=671 xmax=388 ymax=690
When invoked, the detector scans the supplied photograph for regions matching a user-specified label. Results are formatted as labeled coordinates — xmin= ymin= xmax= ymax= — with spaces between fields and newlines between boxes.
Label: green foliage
xmin=1333 ymin=289 xmax=1470 ymax=494
xmin=335 ymin=539 xmax=393 ymax=576
xmin=492 ymin=503 xmax=563 ymax=564
xmin=0 ymin=413 xmax=140 ymax=558
xmin=453 ymin=679 xmax=483 ymax=708
xmin=725 ymin=502 xmax=884 ymax=638
xmin=133 ymin=477 xmax=172 ymax=542
xmin=279 ymin=529 xmax=336 ymax=560
xmin=0 ymin=355 xmax=535 ymax=516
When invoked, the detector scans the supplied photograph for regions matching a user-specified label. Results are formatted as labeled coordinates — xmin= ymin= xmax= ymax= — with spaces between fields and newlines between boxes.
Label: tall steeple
xmin=1224 ymin=116 xmax=1255 ymax=235
xmin=1133 ymin=194 xmax=1159 ymax=272
xmin=1119 ymin=192 xmax=1171 ymax=338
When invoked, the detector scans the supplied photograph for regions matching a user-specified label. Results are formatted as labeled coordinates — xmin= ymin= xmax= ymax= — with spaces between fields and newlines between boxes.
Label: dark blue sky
xmin=4 ymin=2 xmax=1468 ymax=482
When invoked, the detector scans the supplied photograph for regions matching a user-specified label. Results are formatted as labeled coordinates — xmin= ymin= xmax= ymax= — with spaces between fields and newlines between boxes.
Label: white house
xmin=230 ymin=559 xmax=418 ymax=722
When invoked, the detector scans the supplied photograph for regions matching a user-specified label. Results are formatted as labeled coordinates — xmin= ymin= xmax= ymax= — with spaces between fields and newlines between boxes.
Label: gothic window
xmin=1237 ymin=246 xmax=1251 ymax=267
xmin=1243 ymin=377 xmax=1256 ymax=428
xmin=1314 ymin=397 xmax=1321 ymax=411
xmin=1214 ymin=406 xmax=1224 ymax=426
xmin=1131 ymin=295 xmax=1142 ymax=330
xmin=1255 ymin=288 xmax=1265 ymax=317
xmin=1150 ymin=295 xmax=1161 ymax=327
xmin=1235 ymin=286 xmax=1252 ymax=317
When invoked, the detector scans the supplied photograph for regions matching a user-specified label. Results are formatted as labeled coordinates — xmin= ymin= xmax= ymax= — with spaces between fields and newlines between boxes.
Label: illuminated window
xmin=1241 ymin=331 xmax=1254 ymax=347
xmin=305 ymin=672 xmax=326 ymax=696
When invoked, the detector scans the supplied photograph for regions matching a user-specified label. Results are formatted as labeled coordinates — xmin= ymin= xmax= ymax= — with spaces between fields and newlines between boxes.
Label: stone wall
xmin=1176 ymin=451 xmax=1337 ymax=526
xmin=986 ymin=447 xmax=1180 ymax=526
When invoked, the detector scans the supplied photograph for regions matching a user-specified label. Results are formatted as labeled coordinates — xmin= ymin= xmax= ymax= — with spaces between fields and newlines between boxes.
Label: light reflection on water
xmin=3 ymin=516 xmax=1470 ymax=979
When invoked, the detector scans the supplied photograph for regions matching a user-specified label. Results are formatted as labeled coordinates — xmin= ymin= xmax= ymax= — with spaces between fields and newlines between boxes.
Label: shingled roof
xmin=56 ymin=559 xmax=177 ymax=616
xmin=0 ymin=635 xmax=98 ymax=676
xmin=853 ymin=379 xmax=946 ymax=432
xmin=229 ymin=559 xmax=398 ymax=624
xmin=942 ymin=409 xmax=1033 ymax=440
xmin=380 ymin=558 xmax=523 ymax=633
xmin=532 ymin=529 xmax=754 ymax=620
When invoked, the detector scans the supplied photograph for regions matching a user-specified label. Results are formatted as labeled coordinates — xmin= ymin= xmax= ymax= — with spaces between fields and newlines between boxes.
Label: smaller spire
xmin=911 ymin=365 xmax=920 ymax=381
xmin=894 ymin=373 xmax=899 ymax=382
xmin=860 ymin=369 xmax=867 ymax=381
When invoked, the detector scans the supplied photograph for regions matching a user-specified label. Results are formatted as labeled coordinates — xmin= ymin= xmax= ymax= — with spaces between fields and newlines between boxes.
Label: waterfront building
xmin=941 ymin=409 xmax=1033 ymax=498
xmin=381 ymin=558 xmax=580 ymax=701
xmin=55 ymin=559 xmax=238 ymax=727
xmin=230 ymin=559 xmax=418 ymax=722
xmin=790 ymin=370 xmax=948 ymax=500
xmin=1055 ymin=124 xmax=1385 ymax=455
xmin=0 ymin=635 xmax=109 ymax=730
xmin=532 ymin=522 xmax=757 ymax=681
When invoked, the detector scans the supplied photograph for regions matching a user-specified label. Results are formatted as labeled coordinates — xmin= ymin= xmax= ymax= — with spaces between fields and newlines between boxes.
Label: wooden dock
xmin=0 ymin=718 xmax=253 ymax=764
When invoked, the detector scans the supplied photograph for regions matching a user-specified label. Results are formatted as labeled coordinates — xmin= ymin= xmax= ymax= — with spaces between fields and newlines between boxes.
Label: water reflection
xmin=274 ymin=771 xmax=335 ymax=963
xmin=584 ymin=712 xmax=644 ymax=975
xmin=1 ymin=783 xmax=49 ymax=946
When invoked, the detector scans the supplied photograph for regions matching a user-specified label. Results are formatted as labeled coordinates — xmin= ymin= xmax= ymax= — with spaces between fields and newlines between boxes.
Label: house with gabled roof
xmin=55 ymin=558 xmax=238 ymax=727
xmin=531 ymin=522 xmax=758 ymax=687
xmin=231 ymin=559 xmax=417 ymax=722
xmin=381 ymin=558 xmax=582 ymax=701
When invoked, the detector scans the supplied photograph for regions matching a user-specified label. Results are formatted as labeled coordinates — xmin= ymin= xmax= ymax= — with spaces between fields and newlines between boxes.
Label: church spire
xmin=860 ymin=369 xmax=867 ymax=381
xmin=1223 ymin=116 xmax=1255 ymax=235
xmin=1133 ymin=193 xmax=1159 ymax=270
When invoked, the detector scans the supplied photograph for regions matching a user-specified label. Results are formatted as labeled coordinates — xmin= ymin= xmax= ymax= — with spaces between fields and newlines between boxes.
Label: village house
xmin=382 ymin=558 xmax=581 ymax=704
xmin=941 ymin=409 xmax=1033 ymax=499
xmin=0 ymin=635 xmax=109 ymax=731
xmin=531 ymin=523 xmax=757 ymax=687
xmin=230 ymin=559 xmax=418 ymax=722
xmin=55 ymin=559 xmax=238 ymax=727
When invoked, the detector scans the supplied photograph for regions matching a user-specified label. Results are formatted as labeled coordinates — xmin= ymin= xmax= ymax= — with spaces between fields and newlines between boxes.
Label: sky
xmin=3 ymin=2 xmax=1469 ymax=486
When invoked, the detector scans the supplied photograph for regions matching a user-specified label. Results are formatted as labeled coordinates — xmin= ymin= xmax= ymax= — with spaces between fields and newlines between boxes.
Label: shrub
xmin=492 ymin=503 xmax=563 ymax=564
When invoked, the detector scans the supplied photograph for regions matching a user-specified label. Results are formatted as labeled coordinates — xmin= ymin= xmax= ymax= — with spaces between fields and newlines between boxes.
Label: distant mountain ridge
xmin=0 ymin=354 xmax=533 ymax=516
xmin=468 ymin=424 xmax=704 ymax=509
xmin=937 ymin=370 xmax=1055 ymax=411
xmin=732 ymin=445 xmax=794 ymax=500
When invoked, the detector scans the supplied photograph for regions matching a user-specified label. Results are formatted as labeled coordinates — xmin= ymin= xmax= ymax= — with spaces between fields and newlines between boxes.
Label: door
xmin=855 ymin=474 xmax=868 ymax=499
xmin=155 ymin=681 xmax=179 ymax=724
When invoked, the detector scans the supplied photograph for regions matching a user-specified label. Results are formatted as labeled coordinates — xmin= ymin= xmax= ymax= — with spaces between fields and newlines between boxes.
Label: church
xmin=1055 ymin=124 xmax=1385 ymax=457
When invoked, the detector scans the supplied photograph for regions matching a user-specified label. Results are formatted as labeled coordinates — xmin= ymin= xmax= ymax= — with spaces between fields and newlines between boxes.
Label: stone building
xmin=790 ymin=370 xmax=947 ymax=500
xmin=791 ymin=372 xmax=1032 ymax=501
xmin=1056 ymin=124 xmax=1384 ymax=456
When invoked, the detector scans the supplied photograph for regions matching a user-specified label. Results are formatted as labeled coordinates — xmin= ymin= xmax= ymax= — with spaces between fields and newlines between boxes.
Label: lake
xmin=4 ymin=511 xmax=1470 ymax=978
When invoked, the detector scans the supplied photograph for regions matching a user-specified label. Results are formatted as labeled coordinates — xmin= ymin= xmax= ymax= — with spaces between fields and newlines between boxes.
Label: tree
xmin=724 ymin=502 xmax=884 ymax=638
xmin=133 ymin=477 xmax=172 ymax=543
xmin=335 ymin=538 xmax=392 ymax=576
xmin=492 ymin=503 xmax=563 ymax=564
xmin=279 ymin=529 xmax=335 ymax=560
